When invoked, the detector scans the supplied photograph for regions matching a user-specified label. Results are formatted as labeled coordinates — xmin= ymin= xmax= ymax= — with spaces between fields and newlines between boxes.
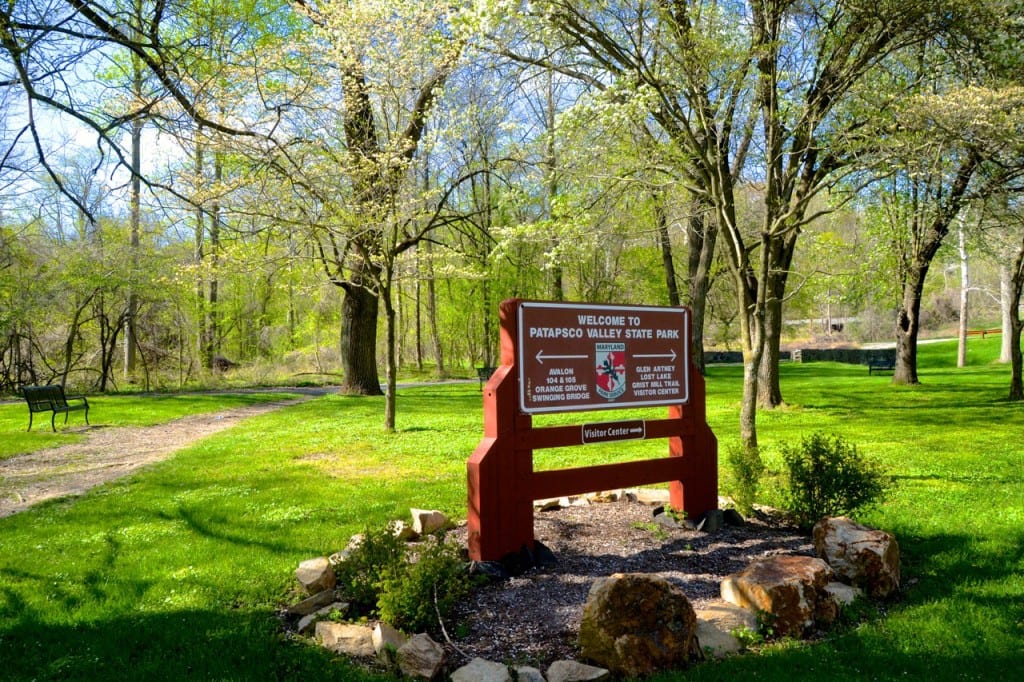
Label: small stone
xmin=286 ymin=589 xmax=337 ymax=616
xmin=535 ymin=497 xmax=563 ymax=511
xmin=328 ymin=534 xmax=365 ymax=565
xmin=295 ymin=557 xmax=335 ymax=594
xmin=546 ymin=660 xmax=610 ymax=682
xmin=633 ymin=488 xmax=671 ymax=505
xmin=372 ymin=622 xmax=408 ymax=665
xmin=653 ymin=512 xmax=681 ymax=529
xmin=391 ymin=519 xmax=418 ymax=541
xmin=588 ymin=490 xmax=621 ymax=503
xmin=515 ymin=665 xmax=546 ymax=682
xmin=296 ymin=602 xmax=347 ymax=634
xmin=723 ymin=508 xmax=745 ymax=526
xmin=450 ymin=657 xmax=512 ymax=682
xmin=694 ymin=601 xmax=757 ymax=658
xmin=697 ymin=509 xmax=724 ymax=533
xmin=411 ymin=508 xmax=450 ymax=535
xmin=315 ymin=621 xmax=375 ymax=658
xmin=469 ymin=560 xmax=509 ymax=581
xmin=396 ymin=633 xmax=445 ymax=680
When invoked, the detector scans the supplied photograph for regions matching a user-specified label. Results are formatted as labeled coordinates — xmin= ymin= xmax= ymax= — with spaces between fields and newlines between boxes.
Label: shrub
xmin=725 ymin=443 xmax=766 ymax=515
xmin=781 ymin=432 xmax=890 ymax=528
xmin=376 ymin=534 xmax=477 ymax=634
xmin=333 ymin=523 xmax=407 ymax=613
xmin=334 ymin=524 xmax=478 ymax=635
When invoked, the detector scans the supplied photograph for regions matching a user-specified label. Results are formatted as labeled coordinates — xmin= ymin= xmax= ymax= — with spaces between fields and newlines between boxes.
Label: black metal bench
xmin=22 ymin=384 xmax=90 ymax=432
xmin=867 ymin=358 xmax=895 ymax=375
xmin=476 ymin=366 xmax=498 ymax=390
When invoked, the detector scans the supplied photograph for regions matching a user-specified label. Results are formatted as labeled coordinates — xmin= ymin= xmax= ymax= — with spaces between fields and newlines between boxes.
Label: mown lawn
xmin=0 ymin=391 xmax=299 ymax=460
xmin=0 ymin=339 xmax=1021 ymax=680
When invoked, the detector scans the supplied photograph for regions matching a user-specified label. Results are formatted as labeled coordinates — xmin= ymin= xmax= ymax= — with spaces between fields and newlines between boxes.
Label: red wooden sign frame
xmin=467 ymin=299 xmax=718 ymax=562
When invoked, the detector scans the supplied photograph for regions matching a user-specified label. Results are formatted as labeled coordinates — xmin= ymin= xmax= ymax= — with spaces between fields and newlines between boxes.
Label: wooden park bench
xmin=867 ymin=357 xmax=895 ymax=375
xmin=22 ymin=384 xmax=90 ymax=432
xmin=476 ymin=366 xmax=498 ymax=390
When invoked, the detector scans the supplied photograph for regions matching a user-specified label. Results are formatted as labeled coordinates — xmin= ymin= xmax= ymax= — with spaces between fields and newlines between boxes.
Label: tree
xmin=868 ymin=83 xmax=1024 ymax=384
xmin=488 ymin=0 xmax=956 ymax=452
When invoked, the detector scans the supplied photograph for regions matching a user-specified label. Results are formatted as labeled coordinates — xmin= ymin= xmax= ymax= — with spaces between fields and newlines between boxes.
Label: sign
xmin=581 ymin=419 xmax=646 ymax=444
xmin=517 ymin=302 xmax=690 ymax=414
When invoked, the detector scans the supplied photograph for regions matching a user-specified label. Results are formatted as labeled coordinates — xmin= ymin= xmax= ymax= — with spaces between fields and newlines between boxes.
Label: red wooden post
xmin=468 ymin=299 xmax=718 ymax=562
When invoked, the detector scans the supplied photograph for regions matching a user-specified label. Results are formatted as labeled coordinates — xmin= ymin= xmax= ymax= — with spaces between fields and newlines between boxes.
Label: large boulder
xmin=813 ymin=516 xmax=900 ymax=598
xmin=578 ymin=573 xmax=699 ymax=677
xmin=720 ymin=555 xmax=836 ymax=637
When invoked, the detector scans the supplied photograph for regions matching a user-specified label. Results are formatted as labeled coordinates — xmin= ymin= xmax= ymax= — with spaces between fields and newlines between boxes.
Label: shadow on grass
xmin=0 ymin=607 xmax=387 ymax=681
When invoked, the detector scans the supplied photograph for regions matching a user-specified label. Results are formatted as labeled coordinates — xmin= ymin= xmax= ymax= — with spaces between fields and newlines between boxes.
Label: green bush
xmin=334 ymin=525 xmax=477 ymax=635
xmin=333 ymin=523 xmax=407 ymax=613
xmin=781 ymin=432 xmax=890 ymax=528
xmin=725 ymin=443 xmax=766 ymax=515
xmin=376 ymin=535 xmax=477 ymax=634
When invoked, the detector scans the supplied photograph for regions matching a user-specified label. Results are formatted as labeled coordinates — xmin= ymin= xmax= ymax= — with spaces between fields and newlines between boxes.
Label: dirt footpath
xmin=0 ymin=397 xmax=308 ymax=518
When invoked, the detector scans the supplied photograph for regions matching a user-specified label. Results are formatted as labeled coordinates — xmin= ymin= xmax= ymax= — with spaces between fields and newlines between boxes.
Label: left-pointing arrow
xmin=536 ymin=350 xmax=590 ymax=363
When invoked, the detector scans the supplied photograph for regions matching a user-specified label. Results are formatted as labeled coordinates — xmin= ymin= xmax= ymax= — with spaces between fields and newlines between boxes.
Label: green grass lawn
xmin=1 ymin=340 xmax=1021 ymax=680
xmin=0 ymin=391 xmax=301 ymax=460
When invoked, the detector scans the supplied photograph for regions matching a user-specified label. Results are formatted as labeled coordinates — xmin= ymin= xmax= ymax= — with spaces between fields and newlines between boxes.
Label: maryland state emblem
xmin=595 ymin=343 xmax=627 ymax=401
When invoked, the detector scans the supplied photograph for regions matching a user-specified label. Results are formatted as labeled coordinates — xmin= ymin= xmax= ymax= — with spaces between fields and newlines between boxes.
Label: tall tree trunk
xmin=339 ymin=258 xmax=383 ymax=396
xmin=194 ymin=135 xmax=209 ymax=370
xmin=894 ymin=264 xmax=927 ymax=385
xmin=1008 ymin=241 xmax=1024 ymax=400
xmin=425 ymin=239 xmax=446 ymax=376
xmin=757 ymin=231 xmax=796 ymax=407
xmin=684 ymin=205 xmax=717 ymax=375
xmin=124 ymin=105 xmax=142 ymax=381
xmin=382 ymin=279 xmax=397 ymax=431
xmin=758 ymin=293 xmax=784 ymax=406
xmin=1000 ymin=264 xmax=1013 ymax=364
xmin=205 ymin=153 xmax=222 ymax=368
xmin=957 ymin=219 xmax=969 ymax=368
xmin=545 ymin=67 xmax=563 ymax=301
xmin=656 ymin=194 xmax=680 ymax=307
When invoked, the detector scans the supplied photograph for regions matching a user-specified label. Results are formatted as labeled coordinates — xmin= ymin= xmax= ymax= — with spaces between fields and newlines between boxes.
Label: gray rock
xmin=411 ymin=508 xmax=450 ymax=535
xmin=723 ymin=508 xmax=745 ymax=526
xmin=286 ymin=588 xmax=337 ymax=616
xmin=633 ymin=488 xmax=671 ymax=505
xmin=546 ymin=660 xmax=610 ymax=682
xmin=694 ymin=601 xmax=757 ymax=658
xmin=451 ymin=657 xmax=511 ymax=682
xmin=295 ymin=557 xmax=335 ymax=594
xmin=697 ymin=509 xmax=724 ymax=533
xmin=372 ymin=622 xmax=408 ymax=665
xmin=315 ymin=621 xmax=375 ymax=658
xmin=515 ymin=665 xmax=546 ymax=682
xmin=296 ymin=602 xmax=348 ymax=634
xmin=396 ymin=633 xmax=445 ymax=680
